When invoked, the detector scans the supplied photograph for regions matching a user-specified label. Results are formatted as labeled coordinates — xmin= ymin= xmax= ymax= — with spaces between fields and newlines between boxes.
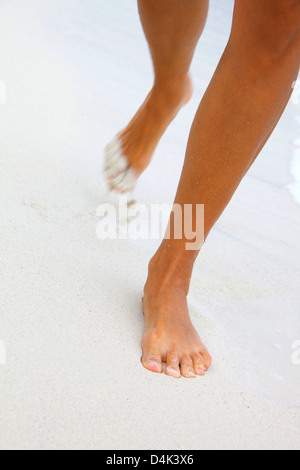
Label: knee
xmin=232 ymin=0 xmax=300 ymax=66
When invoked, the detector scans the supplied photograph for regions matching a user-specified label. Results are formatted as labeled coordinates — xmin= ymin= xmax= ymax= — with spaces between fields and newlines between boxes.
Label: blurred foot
xmin=104 ymin=76 xmax=193 ymax=193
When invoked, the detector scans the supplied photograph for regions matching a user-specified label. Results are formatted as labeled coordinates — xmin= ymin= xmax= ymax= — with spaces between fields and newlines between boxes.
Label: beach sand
xmin=0 ymin=0 xmax=299 ymax=450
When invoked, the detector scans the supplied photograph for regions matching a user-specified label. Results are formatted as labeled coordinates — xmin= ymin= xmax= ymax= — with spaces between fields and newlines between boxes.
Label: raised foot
xmin=104 ymin=76 xmax=193 ymax=193
xmin=141 ymin=284 xmax=212 ymax=379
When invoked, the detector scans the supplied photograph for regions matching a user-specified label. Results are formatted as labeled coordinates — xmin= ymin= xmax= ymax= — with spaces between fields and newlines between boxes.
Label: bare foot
xmin=141 ymin=258 xmax=212 ymax=379
xmin=105 ymin=77 xmax=193 ymax=192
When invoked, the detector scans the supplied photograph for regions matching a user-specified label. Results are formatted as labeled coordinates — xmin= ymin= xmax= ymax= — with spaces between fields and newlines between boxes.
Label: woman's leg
xmin=105 ymin=0 xmax=209 ymax=191
xmin=142 ymin=0 xmax=300 ymax=378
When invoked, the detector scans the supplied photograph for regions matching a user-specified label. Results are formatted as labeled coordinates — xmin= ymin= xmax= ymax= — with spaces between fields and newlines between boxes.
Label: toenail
xmin=166 ymin=367 xmax=180 ymax=376
xmin=145 ymin=359 xmax=161 ymax=370
xmin=186 ymin=371 xmax=196 ymax=378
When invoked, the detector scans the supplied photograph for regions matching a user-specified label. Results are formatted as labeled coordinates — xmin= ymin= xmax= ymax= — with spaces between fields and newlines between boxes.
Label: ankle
xmin=145 ymin=249 xmax=193 ymax=298
xmin=152 ymin=75 xmax=193 ymax=108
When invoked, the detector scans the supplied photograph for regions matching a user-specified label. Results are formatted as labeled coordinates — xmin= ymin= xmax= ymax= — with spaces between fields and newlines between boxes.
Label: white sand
xmin=0 ymin=0 xmax=299 ymax=450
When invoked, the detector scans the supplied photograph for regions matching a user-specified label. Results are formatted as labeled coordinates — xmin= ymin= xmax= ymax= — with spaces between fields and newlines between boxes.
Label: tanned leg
xmin=110 ymin=0 xmax=209 ymax=182
xmin=142 ymin=0 xmax=300 ymax=378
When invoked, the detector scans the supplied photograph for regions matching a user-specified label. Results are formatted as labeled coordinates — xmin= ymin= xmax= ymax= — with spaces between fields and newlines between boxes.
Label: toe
xmin=142 ymin=353 xmax=163 ymax=374
xmin=112 ymin=168 xmax=137 ymax=193
xmin=165 ymin=351 xmax=180 ymax=379
xmin=201 ymin=351 xmax=213 ymax=371
xmin=191 ymin=353 xmax=205 ymax=376
xmin=180 ymin=355 xmax=196 ymax=378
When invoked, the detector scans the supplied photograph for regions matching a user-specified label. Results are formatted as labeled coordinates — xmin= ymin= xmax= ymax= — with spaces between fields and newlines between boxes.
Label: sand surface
xmin=0 ymin=0 xmax=299 ymax=450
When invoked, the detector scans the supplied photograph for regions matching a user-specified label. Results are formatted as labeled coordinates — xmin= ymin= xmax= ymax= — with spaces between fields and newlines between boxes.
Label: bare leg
xmin=142 ymin=0 xmax=300 ymax=377
xmin=105 ymin=0 xmax=209 ymax=192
